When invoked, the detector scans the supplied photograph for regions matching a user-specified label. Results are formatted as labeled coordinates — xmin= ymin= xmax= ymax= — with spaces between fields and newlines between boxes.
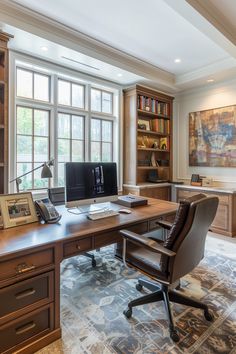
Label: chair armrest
xmin=155 ymin=220 xmax=172 ymax=230
xmin=120 ymin=230 xmax=176 ymax=257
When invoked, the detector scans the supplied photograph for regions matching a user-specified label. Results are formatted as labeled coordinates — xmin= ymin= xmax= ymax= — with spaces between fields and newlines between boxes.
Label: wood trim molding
xmin=0 ymin=1 xmax=175 ymax=88
xmin=186 ymin=0 xmax=236 ymax=46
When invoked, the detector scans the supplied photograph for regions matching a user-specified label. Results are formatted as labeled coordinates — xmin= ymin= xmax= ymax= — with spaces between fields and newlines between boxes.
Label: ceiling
xmin=0 ymin=0 xmax=236 ymax=92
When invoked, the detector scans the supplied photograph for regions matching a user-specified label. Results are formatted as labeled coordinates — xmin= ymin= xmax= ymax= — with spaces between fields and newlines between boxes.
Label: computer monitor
xmin=65 ymin=162 xmax=118 ymax=208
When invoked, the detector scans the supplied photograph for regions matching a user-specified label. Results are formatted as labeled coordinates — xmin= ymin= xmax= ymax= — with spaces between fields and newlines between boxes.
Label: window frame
xmin=9 ymin=52 xmax=122 ymax=193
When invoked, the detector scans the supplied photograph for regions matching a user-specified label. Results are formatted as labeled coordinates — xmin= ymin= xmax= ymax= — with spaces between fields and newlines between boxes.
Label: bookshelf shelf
xmin=137 ymin=109 xmax=170 ymax=119
xmin=137 ymin=129 xmax=170 ymax=137
xmin=123 ymin=85 xmax=174 ymax=201
xmin=138 ymin=147 xmax=170 ymax=152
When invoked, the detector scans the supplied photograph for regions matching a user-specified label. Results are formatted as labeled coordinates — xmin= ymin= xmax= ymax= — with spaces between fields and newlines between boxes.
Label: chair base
xmin=123 ymin=278 xmax=213 ymax=342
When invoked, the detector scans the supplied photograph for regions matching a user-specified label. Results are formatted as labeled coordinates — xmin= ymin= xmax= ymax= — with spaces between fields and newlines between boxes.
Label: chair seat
xmin=125 ymin=241 xmax=168 ymax=282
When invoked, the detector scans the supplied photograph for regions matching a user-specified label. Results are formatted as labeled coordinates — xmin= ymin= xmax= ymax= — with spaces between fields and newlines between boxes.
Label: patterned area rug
xmin=38 ymin=233 xmax=236 ymax=354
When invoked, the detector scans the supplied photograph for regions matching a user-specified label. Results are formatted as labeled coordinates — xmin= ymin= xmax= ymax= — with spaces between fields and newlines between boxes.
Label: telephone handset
xmin=35 ymin=198 xmax=61 ymax=223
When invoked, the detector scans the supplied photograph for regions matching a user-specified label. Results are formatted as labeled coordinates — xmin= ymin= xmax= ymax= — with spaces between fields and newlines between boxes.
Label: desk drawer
xmin=0 ymin=271 xmax=54 ymax=322
xmin=0 ymin=248 xmax=54 ymax=283
xmin=94 ymin=222 xmax=148 ymax=248
xmin=63 ymin=237 xmax=92 ymax=258
xmin=0 ymin=305 xmax=53 ymax=353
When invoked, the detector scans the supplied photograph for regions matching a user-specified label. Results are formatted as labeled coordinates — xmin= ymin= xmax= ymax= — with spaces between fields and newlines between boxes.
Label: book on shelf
xmin=151 ymin=119 xmax=169 ymax=134
xmin=138 ymin=95 xmax=169 ymax=116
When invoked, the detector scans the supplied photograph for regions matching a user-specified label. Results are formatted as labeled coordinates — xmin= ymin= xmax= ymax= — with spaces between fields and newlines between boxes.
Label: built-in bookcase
xmin=123 ymin=85 xmax=174 ymax=200
xmin=0 ymin=31 xmax=12 ymax=194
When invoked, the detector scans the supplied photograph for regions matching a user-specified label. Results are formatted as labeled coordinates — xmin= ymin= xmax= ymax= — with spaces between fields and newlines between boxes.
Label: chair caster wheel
xmin=136 ymin=283 xmax=143 ymax=291
xmin=123 ymin=307 xmax=132 ymax=319
xmin=204 ymin=309 xmax=213 ymax=321
xmin=170 ymin=330 xmax=180 ymax=342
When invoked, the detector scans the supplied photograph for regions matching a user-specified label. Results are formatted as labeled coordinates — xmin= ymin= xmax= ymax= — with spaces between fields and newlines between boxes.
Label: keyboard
xmin=87 ymin=209 xmax=119 ymax=220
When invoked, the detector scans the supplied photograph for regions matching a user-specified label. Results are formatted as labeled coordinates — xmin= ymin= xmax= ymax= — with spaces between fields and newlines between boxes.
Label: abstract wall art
xmin=189 ymin=105 xmax=236 ymax=167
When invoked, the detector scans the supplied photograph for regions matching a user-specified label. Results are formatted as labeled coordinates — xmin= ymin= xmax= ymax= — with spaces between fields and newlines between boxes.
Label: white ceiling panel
xmin=11 ymin=0 xmax=230 ymax=75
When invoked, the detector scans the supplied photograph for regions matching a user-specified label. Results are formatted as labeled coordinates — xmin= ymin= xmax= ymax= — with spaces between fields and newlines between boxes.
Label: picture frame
xmin=138 ymin=119 xmax=150 ymax=131
xmin=0 ymin=192 xmax=38 ymax=229
xmin=189 ymin=104 xmax=236 ymax=167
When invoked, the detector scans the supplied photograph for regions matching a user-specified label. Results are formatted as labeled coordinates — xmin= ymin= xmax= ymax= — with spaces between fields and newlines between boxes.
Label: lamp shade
xmin=41 ymin=163 xmax=53 ymax=178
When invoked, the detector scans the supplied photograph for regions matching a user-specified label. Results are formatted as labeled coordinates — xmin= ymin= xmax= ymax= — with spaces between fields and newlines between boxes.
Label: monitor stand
xmin=76 ymin=202 xmax=112 ymax=215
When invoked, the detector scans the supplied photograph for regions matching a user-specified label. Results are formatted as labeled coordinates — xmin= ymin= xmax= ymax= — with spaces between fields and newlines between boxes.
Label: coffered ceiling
xmin=0 ymin=0 xmax=236 ymax=92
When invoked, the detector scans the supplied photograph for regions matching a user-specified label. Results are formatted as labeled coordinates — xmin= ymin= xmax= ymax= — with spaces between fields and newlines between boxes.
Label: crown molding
xmin=0 ymin=0 xmax=175 ymax=89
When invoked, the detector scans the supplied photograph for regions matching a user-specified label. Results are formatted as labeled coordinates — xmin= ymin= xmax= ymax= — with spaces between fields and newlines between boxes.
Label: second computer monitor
xmin=65 ymin=162 xmax=118 ymax=208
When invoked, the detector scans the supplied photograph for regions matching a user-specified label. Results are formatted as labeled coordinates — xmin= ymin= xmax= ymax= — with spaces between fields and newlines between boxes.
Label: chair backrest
xmin=48 ymin=187 xmax=65 ymax=205
xmin=162 ymin=196 xmax=219 ymax=283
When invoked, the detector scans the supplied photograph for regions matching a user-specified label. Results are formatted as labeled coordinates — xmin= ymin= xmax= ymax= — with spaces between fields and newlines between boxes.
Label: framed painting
xmin=189 ymin=104 xmax=236 ymax=167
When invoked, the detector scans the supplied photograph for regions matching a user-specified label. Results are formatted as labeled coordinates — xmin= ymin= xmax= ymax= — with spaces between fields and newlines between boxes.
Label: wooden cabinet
xmin=0 ymin=246 xmax=59 ymax=354
xmin=0 ymin=31 xmax=12 ymax=194
xmin=123 ymin=85 xmax=174 ymax=200
xmin=176 ymin=186 xmax=236 ymax=237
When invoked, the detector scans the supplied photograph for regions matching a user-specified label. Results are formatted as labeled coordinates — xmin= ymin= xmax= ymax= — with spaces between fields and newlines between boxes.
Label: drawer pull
xmin=15 ymin=288 xmax=36 ymax=300
xmin=15 ymin=321 xmax=36 ymax=335
xmin=76 ymin=244 xmax=81 ymax=250
xmin=15 ymin=263 xmax=36 ymax=274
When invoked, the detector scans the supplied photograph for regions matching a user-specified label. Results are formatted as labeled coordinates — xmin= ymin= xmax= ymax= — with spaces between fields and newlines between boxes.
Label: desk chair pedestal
xmin=124 ymin=279 xmax=213 ymax=342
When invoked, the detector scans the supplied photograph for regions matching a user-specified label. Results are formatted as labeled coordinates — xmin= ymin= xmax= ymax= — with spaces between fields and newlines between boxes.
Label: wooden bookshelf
xmin=123 ymin=85 xmax=174 ymax=200
xmin=0 ymin=31 xmax=13 ymax=194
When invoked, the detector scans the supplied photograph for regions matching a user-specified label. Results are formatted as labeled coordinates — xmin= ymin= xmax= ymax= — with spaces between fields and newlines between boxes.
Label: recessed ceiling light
xmin=41 ymin=46 xmax=48 ymax=52
xmin=174 ymin=58 xmax=181 ymax=63
xmin=207 ymin=79 xmax=214 ymax=83
xmin=117 ymin=73 xmax=123 ymax=77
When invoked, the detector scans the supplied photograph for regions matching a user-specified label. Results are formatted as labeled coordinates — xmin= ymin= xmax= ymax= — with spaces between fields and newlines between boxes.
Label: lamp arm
xmin=10 ymin=163 xmax=44 ymax=184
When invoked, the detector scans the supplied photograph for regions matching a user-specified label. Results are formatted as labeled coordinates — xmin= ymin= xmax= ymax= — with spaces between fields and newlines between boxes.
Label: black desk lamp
xmin=10 ymin=159 xmax=54 ymax=192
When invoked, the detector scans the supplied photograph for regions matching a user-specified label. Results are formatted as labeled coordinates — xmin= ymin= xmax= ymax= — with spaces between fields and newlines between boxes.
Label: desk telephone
xmin=35 ymin=198 xmax=62 ymax=223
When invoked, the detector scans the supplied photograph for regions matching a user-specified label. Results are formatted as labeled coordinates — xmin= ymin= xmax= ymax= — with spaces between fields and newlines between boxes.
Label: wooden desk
xmin=0 ymin=198 xmax=177 ymax=354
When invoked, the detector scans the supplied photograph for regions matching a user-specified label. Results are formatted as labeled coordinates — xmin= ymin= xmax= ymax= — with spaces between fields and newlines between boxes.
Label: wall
xmin=173 ymin=78 xmax=236 ymax=187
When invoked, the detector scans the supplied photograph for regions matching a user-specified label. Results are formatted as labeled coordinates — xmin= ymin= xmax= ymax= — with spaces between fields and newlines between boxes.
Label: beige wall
xmin=173 ymin=79 xmax=236 ymax=187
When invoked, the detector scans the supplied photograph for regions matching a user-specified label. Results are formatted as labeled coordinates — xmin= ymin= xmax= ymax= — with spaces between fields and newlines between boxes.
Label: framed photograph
xmin=189 ymin=104 xmax=236 ymax=167
xmin=138 ymin=119 xmax=150 ymax=131
xmin=0 ymin=192 xmax=38 ymax=229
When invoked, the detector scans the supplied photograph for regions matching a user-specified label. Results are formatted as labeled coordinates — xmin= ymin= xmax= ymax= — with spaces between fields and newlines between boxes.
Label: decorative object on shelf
xmin=190 ymin=174 xmax=202 ymax=186
xmin=189 ymin=105 xmax=236 ymax=167
xmin=150 ymin=152 xmax=158 ymax=167
xmin=137 ymin=136 xmax=146 ymax=148
xmin=0 ymin=192 xmax=38 ymax=229
xmin=143 ymin=135 xmax=151 ymax=148
xmin=138 ymin=119 xmax=150 ymax=131
xmin=10 ymin=159 xmax=54 ymax=192
xmin=160 ymin=137 xmax=168 ymax=150
xmin=202 ymin=177 xmax=213 ymax=187
xmin=152 ymin=140 xmax=160 ymax=149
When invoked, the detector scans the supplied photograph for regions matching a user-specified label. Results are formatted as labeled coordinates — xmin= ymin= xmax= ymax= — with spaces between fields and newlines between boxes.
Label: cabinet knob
xmin=76 ymin=244 xmax=81 ymax=250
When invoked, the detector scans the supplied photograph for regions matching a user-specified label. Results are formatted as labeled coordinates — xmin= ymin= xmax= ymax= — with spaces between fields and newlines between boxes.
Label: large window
xmin=13 ymin=64 xmax=118 ymax=191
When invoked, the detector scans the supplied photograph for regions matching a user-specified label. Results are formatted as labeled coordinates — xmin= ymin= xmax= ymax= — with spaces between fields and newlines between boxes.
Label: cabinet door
xmin=140 ymin=187 xmax=170 ymax=201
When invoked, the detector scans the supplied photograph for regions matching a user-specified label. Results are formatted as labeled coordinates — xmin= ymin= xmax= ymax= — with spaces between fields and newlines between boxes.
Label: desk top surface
xmin=0 ymin=198 xmax=177 ymax=258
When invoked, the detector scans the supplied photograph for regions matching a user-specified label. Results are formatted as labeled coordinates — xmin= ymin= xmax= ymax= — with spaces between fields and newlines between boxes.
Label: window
xmin=57 ymin=113 xmax=85 ymax=186
xmin=91 ymin=119 xmax=113 ymax=162
xmin=17 ymin=68 xmax=50 ymax=102
xmin=16 ymin=106 xmax=50 ymax=190
xmin=13 ymin=62 xmax=119 ymax=191
xmin=91 ymin=88 xmax=113 ymax=114
xmin=58 ymin=79 xmax=84 ymax=109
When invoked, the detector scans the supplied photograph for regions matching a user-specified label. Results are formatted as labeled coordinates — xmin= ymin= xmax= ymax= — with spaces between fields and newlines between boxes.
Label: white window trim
xmin=9 ymin=50 xmax=123 ymax=193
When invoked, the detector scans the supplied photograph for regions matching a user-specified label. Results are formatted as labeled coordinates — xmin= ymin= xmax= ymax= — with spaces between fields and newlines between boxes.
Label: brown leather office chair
xmin=48 ymin=187 xmax=97 ymax=267
xmin=120 ymin=195 xmax=219 ymax=342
